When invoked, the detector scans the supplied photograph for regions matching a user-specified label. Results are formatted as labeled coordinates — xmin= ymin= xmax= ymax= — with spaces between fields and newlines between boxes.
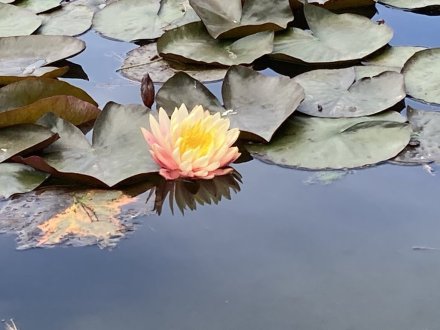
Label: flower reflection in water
xmin=149 ymin=170 xmax=242 ymax=215
xmin=0 ymin=171 xmax=242 ymax=249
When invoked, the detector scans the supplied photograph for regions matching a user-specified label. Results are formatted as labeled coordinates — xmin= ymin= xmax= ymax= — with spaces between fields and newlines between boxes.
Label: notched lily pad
xmin=247 ymin=111 xmax=412 ymax=170
xmin=0 ymin=35 xmax=85 ymax=82
xmin=0 ymin=124 xmax=58 ymax=162
xmin=0 ymin=163 xmax=49 ymax=199
xmin=17 ymin=102 xmax=159 ymax=187
xmin=377 ymin=0 xmax=440 ymax=11
xmin=0 ymin=188 xmax=155 ymax=249
xmin=293 ymin=67 xmax=406 ymax=117
xmin=0 ymin=3 xmax=42 ymax=37
xmin=119 ymin=43 xmax=227 ymax=83
xmin=156 ymin=66 xmax=304 ymax=142
xmin=157 ymin=22 xmax=274 ymax=67
xmin=93 ymin=0 xmax=199 ymax=42
xmin=16 ymin=0 xmax=61 ymax=13
xmin=271 ymin=4 xmax=393 ymax=65
xmin=189 ymin=0 xmax=293 ymax=39
xmin=37 ymin=3 xmax=94 ymax=36
xmin=0 ymin=78 xmax=99 ymax=127
xmin=403 ymin=48 xmax=440 ymax=105
xmin=290 ymin=0 xmax=376 ymax=10
xmin=394 ymin=107 xmax=440 ymax=165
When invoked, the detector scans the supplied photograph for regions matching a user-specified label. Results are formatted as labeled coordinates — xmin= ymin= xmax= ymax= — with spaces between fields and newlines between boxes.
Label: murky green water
xmin=1 ymin=4 xmax=440 ymax=330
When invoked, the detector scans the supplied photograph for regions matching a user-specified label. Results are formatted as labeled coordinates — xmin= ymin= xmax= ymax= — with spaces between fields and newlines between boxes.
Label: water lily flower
xmin=141 ymin=104 xmax=241 ymax=180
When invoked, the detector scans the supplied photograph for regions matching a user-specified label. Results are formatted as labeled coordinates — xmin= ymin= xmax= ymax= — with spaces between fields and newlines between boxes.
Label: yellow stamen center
xmin=179 ymin=122 xmax=214 ymax=157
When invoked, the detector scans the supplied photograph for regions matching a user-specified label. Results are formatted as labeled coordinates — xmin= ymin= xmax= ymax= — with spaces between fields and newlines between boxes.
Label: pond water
xmin=1 ymin=4 xmax=440 ymax=330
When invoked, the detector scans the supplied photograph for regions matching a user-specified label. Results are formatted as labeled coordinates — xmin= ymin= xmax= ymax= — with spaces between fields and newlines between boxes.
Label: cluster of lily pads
xmin=0 ymin=0 xmax=440 ymax=248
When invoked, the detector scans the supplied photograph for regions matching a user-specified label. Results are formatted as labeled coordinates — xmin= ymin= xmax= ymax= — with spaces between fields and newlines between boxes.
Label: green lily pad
xmin=189 ymin=0 xmax=293 ymax=39
xmin=0 ymin=163 xmax=49 ymax=199
xmin=16 ymin=0 xmax=61 ymax=13
xmin=0 ymin=0 xmax=15 ymax=3
xmin=38 ymin=4 xmax=94 ymax=36
xmin=0 ymin=124 xmax=58 ymax=162
xmin=0 ymin=66 xmax=69 ymax=86
xmin=158 ymin=22 xmax=274 ymax=67
xmin=403 ymin=48 xmax=440 ymax=105
xmin=156 ymin=66 xmax=304 ymax=142
xmin=93 ymin=0 xmax=199 ymax=42
xmin=0 ymin=3 xmax=42 ymax=37
xmin=247 ymin=111 xmax=412 ymax=170
xmin=394 ymin=107 xmax=440 ymax=165
xmin=293 ymin=67 xmax=405 ymax=117
xmin=17 ymin=103 xmax=159 ymax=187
xmin=0 ymin=78 xmax=99 ymax=127
xmin=222 ymin=65 xmax=304 ymax=142
xmin=377 ymin=0 xmax=440 ymax=10
xmin=271 ymin=4 xmax=393 ymax=65
xmin=362 ymin=46 xmax=426 ymax=69
xmin=0 ymin=35 xmax=85 ymax=80
xmin=353 ymin=65 xmax=399 ymax=79
xmin=290 ymin=0 xmax=375 ymax=10
xmin=119 ymin=43 xmax=227 ymax=83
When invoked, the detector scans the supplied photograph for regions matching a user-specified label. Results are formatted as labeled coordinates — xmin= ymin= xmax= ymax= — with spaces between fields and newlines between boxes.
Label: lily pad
xmin=0 ymin=124 xmax=58 ymax=162
xmin=290 ymin=0 xmax=376 ymax=10
xmin=377 ymin=0 xmax=440 ymax=10
xmin=0 ymin=78 xmax=99 ymax=127
xmin=119 ymin=43 xmax=227 ymax=83
xmin=0 ymin=3 xmax=42 ymax=37
xmin=293 ymin=67 xmax=406 ymax=117
xmin=93 ymin=0 xmax=199 ymax=42
xmin=16 ymin=0 xmax=61 ymax=13
xmin=17 ymin=103 xmax=159 ymax=187
xmin=158 ymin=22 xmax=274 ymax=67
xmin=0 ymin=35 xmax=85 ymax=80
xmin=271 ymin=4 xmax=393 ymax=64
xmin=222 ymin=65 xmax=304 ymax=141
xmin=38 ymin=4 xmax=94 ymax=36
xmin=0 ymin=188 xmax=156 ymax=249
xmin=156 ymin=66 xmax=305 ymax=142
xmin=362 ymin=46 xmax=426 ymax=69
xmin=403 ymin=48 xmax=440 ymax=105
xmin=247 ymin=111 xmax=412 ymax=170
xmin=0 ymin=163 xmax=49 ymax=199
xmin=189 ymin=0 xmax=293 ymax=39
xmin=0 ymin=66 xmax=69 ymax=86
xmin=394 ymin=107 xmax=440 ymax=165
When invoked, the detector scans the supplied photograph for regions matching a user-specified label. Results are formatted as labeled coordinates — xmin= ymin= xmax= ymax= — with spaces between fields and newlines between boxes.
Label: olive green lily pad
xmin=38 ymin=4 xmax=94 ymax=36
xmin=271 ymin=4 xmax=393 ymax=64
xmin=0 ymin=124 xmax=58 ymax=162
xmin=119 ymin=43 xmax=227 ymax=83
xmin=0 ymin=3 xmax=42 ymax=37
xmin=189 ymin=0 xmax=293 ymax=39
xmin=156 ymin=66 xmax=305 ymax=142
xmin=16 ymin=0 xmax=61 ymax=13
xmin=0 ymin=78 xmax=99 ymax=127
xmin=394 ymin=107 xmax=440 ymax=165
xmin=18 ymin=103 xmax=159 ymax=187
xmin=353 ymin=65 xmax=399 ymax=80
xmin=158 ymin=22 xmax=274 ymax=66
xmin=377 ymin=0 xmax=440 ymax=10
xmin=93 ymin=0 xmax=199 ymax=42
xmin=247 ymin=111 xmax=411 ymax=170
xmin=0 ymin=35 xmax=85 ymax=80
xmin=0 ymin=163 xmax=49 ymax=199
xmin=403 ymin=48 xmax=440 ymax=105
xmin=293 ymin=67 xmax=406 ymax=117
